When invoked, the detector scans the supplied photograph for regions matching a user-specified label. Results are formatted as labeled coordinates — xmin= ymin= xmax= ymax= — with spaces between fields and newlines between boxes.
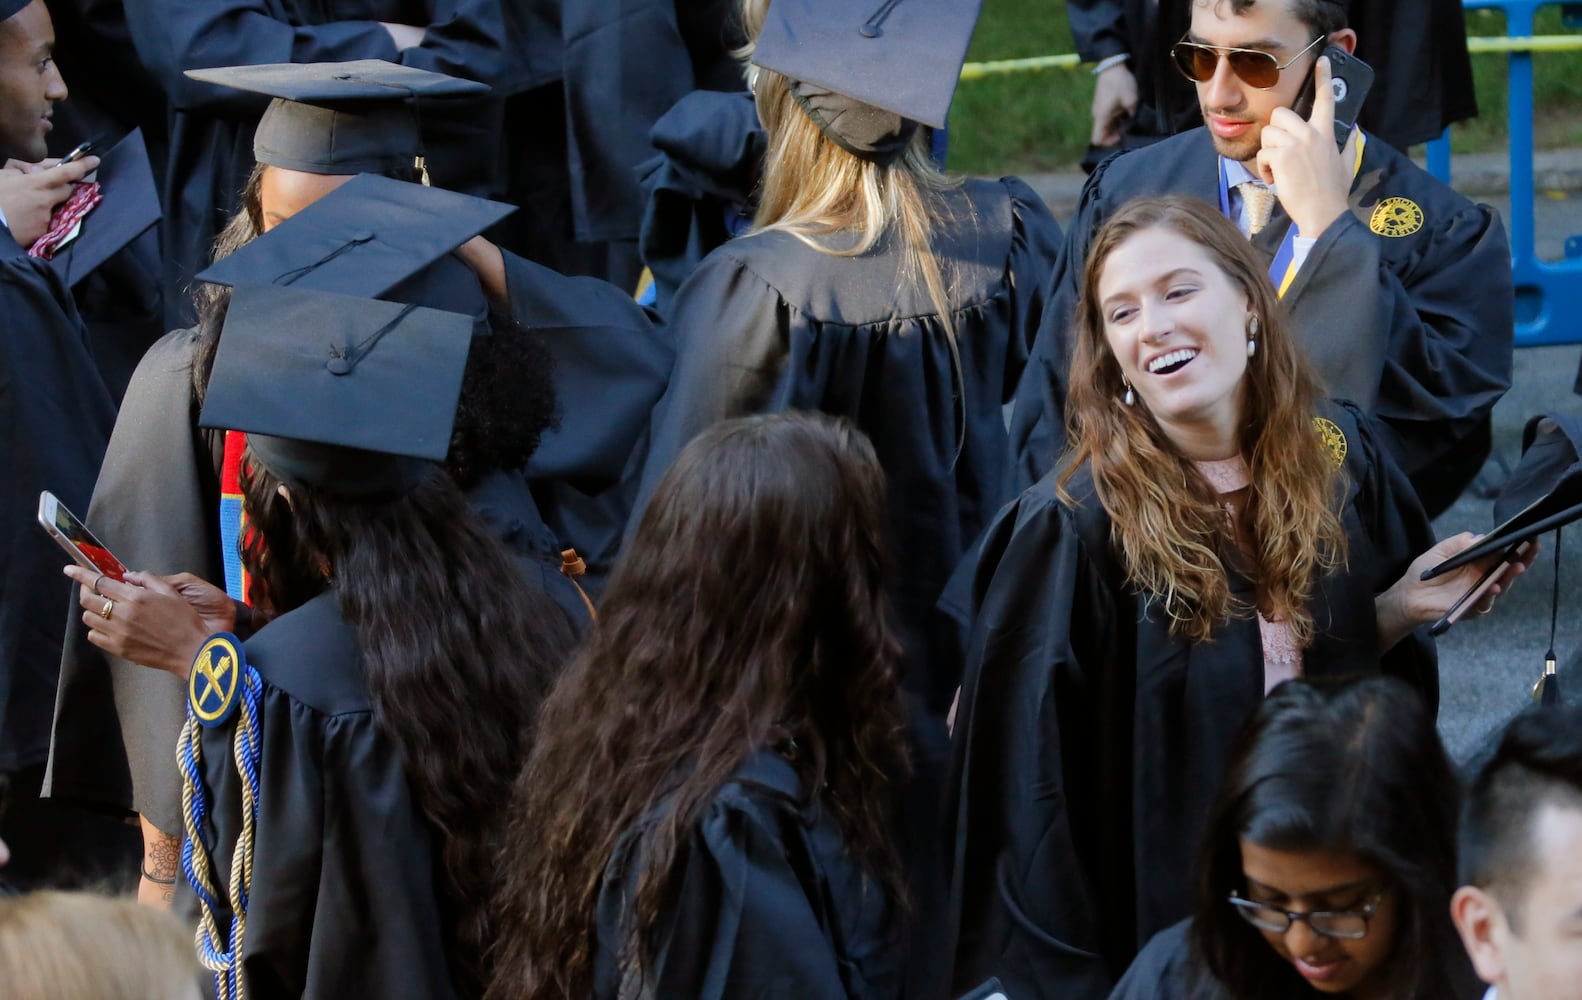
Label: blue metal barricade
xmin=1426 ymin=0 xmax=1582 ymax=347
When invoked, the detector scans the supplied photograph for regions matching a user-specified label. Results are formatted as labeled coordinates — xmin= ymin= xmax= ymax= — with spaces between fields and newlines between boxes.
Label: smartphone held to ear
xmin=1294 ymin=45 xmax=1374 ymax=149
xmin=37 ymin=491 xmax=126 ymax=583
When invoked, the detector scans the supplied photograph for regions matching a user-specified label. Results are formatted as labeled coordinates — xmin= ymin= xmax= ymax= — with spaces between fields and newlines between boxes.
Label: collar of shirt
xmin=1483 ymin=987 xmax=1497 ymax=1000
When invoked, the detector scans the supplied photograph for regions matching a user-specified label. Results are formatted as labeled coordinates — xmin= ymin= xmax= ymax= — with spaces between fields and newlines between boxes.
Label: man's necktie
xmin=1238 ymin=180 xmax=1276 ymax=237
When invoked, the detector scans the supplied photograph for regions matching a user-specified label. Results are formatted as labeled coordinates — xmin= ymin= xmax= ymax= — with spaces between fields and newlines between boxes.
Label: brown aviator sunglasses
xmin=1170 ymin=33 xmax=1325 ymax=89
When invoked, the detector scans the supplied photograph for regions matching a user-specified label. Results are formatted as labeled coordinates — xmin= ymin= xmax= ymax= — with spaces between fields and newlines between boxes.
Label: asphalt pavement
xmin=1018 ymin=152 xmax=1582 ymax=766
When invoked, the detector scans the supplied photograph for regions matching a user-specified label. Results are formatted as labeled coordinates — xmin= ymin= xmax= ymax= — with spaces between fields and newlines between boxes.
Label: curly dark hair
xmin=445 ymin=324 xmax=560 ymax=490
xmin=1191 ymin=676 xmax=1480 ymax=999
xmin=486 ymin=412 xmax=910 ymax=1000
xmin=240 ymin=455 xmax=576 ymax=993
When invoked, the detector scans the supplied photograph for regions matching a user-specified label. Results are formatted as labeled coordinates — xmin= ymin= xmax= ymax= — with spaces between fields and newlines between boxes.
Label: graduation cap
xmin=196 ymin=172 xmax=512 ymax=320
xmin=752 ymin=0 xmax=984 ymax=150
xmin=183 ymin=60 xmax=488 ymax=177
xmin=45 ymin=129 xmax=162 ymax=288
xmin=199 ymin=283 xmax=472 ymax=499
xmin=1425 ymin=414 xmax=1582 ymax=705
xmin=0 ymin=1 xmax=27 ymax=20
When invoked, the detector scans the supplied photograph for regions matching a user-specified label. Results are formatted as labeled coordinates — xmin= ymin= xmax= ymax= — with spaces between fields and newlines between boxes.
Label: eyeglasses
xmin=1227 ymin=889 xmax=1386 ymax=941
xmin=1170 ymin=34 xmax=1326 ymax=89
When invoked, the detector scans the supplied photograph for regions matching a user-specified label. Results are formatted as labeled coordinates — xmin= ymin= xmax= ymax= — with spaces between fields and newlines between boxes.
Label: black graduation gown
xmin=496 ymin=249 xmax=672 ymax=586
xmin=1009 ymin=127 xmax=1513 ymax=518
xmin=0 ymin=230 xmax=116 ymax=775
xmin=46 ymin=325 xmax=584 ymax=834
xmin=636 ymin=177 xmax=1063 ymax=715
xmin=1107 ymin=921 xmax=1231 ymax=1000
xmin=177 ymin=593 xmax=459 ymax=999
xmin=945 ymin=403 xmax=1437 ymax=1000
xmin=123 ymin=0 xmax=515 ymax=329
xmin=593 ymin=749 xmax=902 ymax=999
xmin=560 ymin=0 xmax=745 ymax=245
xmin=1066 ymin=0 xmax=1198 ymax=167
xmin=637 ymin=89 xmax=764 ymax=315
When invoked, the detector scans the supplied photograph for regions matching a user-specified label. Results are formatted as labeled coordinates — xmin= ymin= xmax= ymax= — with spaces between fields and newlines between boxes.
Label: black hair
xmin=1191 ymin=676 xmax=1479 ymax=999
xmin=1459 ymin=705 xmax=1582 ymax=929
xmin=1214 ymin=0 xmax=1348 ymax=36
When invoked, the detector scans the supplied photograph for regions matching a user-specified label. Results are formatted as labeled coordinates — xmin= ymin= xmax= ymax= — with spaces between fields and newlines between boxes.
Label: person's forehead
xmin=1189 ymin=0 xmax=1308 ymax=48
xmin=1100 ymin=228 xmax=1217 ymax=293
xmin=0 ymin=1 xmax=54 ymax=52
xmin=1526 ymin=804 xmax=1582 ymax=899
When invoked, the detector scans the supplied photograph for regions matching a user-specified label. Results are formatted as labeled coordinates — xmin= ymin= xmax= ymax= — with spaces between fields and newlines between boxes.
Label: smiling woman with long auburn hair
xmin=942 ymin=195 xmax=1534 ymax=999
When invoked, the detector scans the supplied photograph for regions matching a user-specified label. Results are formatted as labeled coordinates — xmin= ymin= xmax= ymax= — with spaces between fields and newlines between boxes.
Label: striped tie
xmin=1238 ymin=180 xmax=1276 ymax=237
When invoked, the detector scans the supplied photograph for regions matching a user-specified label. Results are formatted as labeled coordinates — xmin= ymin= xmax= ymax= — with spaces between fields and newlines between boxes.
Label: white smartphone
xmin=37 ymin=490 xmax=126 ymax=583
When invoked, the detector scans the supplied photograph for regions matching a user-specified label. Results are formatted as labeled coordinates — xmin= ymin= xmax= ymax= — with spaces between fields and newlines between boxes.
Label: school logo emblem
xmin=189 ymin=633 xmax=244 ymax=728
xmin=1370 ymin=198 xmax=1424 ymax=238
xmin=1313 ymin=417 xmax=1348 ymax=468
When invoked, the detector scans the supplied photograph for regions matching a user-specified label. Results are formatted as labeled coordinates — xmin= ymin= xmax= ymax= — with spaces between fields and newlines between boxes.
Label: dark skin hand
xmin=64 ymin=566 xmax=232 ymax=680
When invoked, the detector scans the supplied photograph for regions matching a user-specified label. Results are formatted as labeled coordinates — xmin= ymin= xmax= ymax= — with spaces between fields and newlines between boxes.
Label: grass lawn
xmin=951 ymin=1 xmax=1582 ymax=176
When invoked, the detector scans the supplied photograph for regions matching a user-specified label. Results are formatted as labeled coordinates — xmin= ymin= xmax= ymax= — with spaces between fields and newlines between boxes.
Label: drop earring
xmin=1122 ymin=380 xmax=1135 ymax=406
xmin=1247 ymin=313 xmax=1260 ymax=358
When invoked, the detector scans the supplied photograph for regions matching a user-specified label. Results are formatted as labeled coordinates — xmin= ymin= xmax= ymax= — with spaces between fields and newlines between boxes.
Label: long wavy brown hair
xmin=485 ymin=412 xmax=910 ymax=1000
xmin=1060 ymin=195 xmax=1348 ymax=644
xmin=240 ymin=457 xmax=574 ymax=994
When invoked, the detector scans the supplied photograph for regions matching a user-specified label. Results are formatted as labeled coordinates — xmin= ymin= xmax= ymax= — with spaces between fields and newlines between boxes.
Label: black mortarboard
xmin=195 ymin=173 xmax=512 ymax=315
xmin=0 ymin=0 xmax=29 ymax=20
xmin=751 ymin=0 xmax=984 ymax=130
xmin=1424 ymin=415 xmax=1582 ymax=579
xmin=46 ymin=128 xmax=162 ymax=289
xmin=183 ymin=61 xmax=488 ymax=175
xmin=198 ymin=284 xmax=472 ymax=499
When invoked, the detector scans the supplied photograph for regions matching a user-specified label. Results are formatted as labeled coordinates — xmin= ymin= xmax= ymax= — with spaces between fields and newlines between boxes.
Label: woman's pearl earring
xmin=1122 ymin=380 xmax=1136 ymax=406
xmin=1246 ymin=313 xmax=1260 ymax=358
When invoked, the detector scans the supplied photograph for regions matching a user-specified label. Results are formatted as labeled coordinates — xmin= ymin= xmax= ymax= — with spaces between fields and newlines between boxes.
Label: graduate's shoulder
xmin=1110 ymin=919 xmax=1228 ymax=1000
xmin=1080 ymin=128 xmax=1219 ymax=208
xmin=1355 ymin=134 xmax=1497 ymax=229
xmin=241 ymin=593 xmax=370 ymax=718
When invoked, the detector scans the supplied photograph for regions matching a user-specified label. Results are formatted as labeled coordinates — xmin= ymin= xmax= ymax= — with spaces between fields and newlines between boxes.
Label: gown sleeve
xmin=631 ymin=250 xmax=791 ymax=514
xmin=44 ymin=329 xmax=219 ymax=836
xmin=1283 ymin=200 xmax=1512 ymax=490
xmin=946 ymin=480 xmax=1130 ymax=1000
xmin=499 ymin=249 xmax=670 ymax=486
xmin=598 ymin=798 xmax=849 ymax=999
xmin=123 ymin=0 xmax=399 ymax=113
xmin=0 ymin=237 xmax=115 ymax=773
xmin=1065 ymin=0 xmax=1131 ymax=62
xmin=202 ymin=690 xmax=458 ymax=999
xmin=1338 ymin=401 xmax=1440 ymax=708
xmin=1006 ymin=158 xmax=1114 ymax=491
xmin=999 ymin=177 xmax=1066 ymax=403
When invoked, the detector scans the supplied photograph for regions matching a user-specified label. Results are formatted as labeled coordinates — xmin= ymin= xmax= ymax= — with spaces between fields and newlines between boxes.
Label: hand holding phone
xmin=1255 ymin=52 xmax=1359 ymax=237
xmin=57 ymin=141 xmax=95 ymax=166
xmin=38 ymin=490 xmax=125 ymax=583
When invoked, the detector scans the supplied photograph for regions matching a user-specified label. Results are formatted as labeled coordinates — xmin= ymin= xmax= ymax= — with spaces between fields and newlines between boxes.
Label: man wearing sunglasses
xmin=1011 ymin=0 xmax=1512 ymax=520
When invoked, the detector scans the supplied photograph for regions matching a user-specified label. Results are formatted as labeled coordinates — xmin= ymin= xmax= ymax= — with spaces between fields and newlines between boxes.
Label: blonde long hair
xmin=1060 ymin=196 xmax=1349 ymax=645
xmin=736 ymin=0 xmax=962 ymax=337
xmin=0 ymin=891 xmax=199 ymax=999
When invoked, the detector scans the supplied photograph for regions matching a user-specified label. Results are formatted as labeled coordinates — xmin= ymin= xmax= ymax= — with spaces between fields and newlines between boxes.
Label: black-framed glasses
xmin=1227 ymin=889 xmax=1386 ymax=941
xmin=1170 ymin=34 xmax=1326 ymax=89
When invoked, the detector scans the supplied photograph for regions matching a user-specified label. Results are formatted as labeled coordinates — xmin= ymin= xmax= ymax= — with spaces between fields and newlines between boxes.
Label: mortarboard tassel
xmin=1533 ymin=526 xmax=1562 ymax=705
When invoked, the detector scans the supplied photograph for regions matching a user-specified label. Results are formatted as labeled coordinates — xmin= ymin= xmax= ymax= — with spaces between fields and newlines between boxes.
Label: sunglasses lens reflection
xmin=1172 ymin=44 xmax=1280 ymax=89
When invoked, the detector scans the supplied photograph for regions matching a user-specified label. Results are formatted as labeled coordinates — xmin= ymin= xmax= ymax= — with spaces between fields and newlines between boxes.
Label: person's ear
xmin=1326 ymin=28 xmax=1358 ymax=55
xmin=1451 ymin=885 xmax=1511 ymax=985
